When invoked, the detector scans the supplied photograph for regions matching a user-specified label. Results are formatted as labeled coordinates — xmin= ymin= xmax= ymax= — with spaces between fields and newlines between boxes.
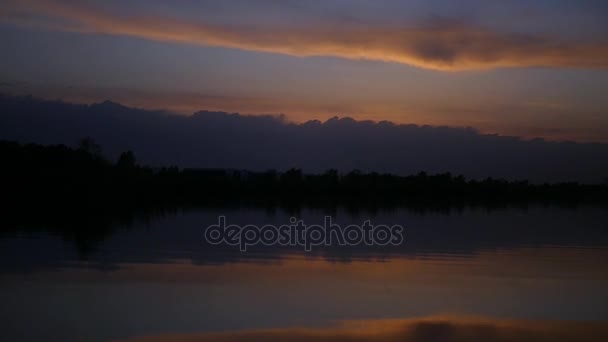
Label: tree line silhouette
xmin=2 ymin=139 xmax=608 ymax=214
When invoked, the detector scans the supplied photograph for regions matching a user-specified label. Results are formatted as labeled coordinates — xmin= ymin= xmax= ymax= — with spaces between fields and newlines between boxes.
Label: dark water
xmin=1 ymin=206 xmax=608 ymax=341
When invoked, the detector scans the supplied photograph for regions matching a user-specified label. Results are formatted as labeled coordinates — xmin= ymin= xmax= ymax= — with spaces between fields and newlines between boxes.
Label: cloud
xmin=3 ymin=82 xmax=607 ymax=142
xmin=3 ymin=0 xmax=608 ymax=70
xmin=115 ymin=315 xmax=608 ymax=342
xmin=2 ymin=94 xmax=608 ymax=182
xmin=0 ymin=82 xmax=359 ymax=117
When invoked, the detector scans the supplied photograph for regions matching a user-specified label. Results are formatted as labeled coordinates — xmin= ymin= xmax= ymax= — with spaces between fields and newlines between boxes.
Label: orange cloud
xmin=115 ymin=315 xmax=608 ymax=342
xmin=3 ymin=0 xmax=608 ymax=71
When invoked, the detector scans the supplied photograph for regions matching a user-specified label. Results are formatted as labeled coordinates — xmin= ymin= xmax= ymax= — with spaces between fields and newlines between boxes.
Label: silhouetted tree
xmin=77 ymin=137 xmax=102 ymax=159
xmin=116 ymin=151 xmax=136 ymax=169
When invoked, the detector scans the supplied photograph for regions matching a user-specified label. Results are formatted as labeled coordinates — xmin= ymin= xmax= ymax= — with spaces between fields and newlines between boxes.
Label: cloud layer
xmin=3 ymin=0 xmax=608 ymax=70
xmin=2 ymin=95 xmax=608 ymax=182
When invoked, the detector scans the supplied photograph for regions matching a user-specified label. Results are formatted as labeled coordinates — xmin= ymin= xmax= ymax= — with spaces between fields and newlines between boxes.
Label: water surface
xmin=1 ymin=206 xmax=607 ymax=341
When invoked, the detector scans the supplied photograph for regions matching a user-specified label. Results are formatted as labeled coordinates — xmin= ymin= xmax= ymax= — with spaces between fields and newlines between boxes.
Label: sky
xmin=1 ymin=0 xmax=608 ymax=142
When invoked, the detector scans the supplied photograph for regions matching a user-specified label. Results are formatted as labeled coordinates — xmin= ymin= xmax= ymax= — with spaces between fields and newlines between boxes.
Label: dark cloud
xmin=1 ymin=94 xmax=608 ymax=182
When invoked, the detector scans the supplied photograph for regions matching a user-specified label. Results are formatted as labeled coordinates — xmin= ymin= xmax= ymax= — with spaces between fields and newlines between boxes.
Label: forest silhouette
xmin=2 ymin=139 xmax=607 ymax=214
xmin=3 ymin=138 xmax=608 ymax=256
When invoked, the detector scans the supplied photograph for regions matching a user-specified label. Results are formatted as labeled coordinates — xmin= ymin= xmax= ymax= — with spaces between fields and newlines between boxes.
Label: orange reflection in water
xmin=115 ymin=315 xmax=608 ymax=342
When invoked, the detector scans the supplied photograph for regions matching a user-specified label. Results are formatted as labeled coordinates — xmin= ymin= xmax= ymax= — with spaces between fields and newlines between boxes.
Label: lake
xmin=1 ymin=205 xmax=608 ymax=341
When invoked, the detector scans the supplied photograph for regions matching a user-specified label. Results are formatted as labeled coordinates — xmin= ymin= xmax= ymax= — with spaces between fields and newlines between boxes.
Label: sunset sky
xmin=2 ymin=0 xmax=608 ymax=141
